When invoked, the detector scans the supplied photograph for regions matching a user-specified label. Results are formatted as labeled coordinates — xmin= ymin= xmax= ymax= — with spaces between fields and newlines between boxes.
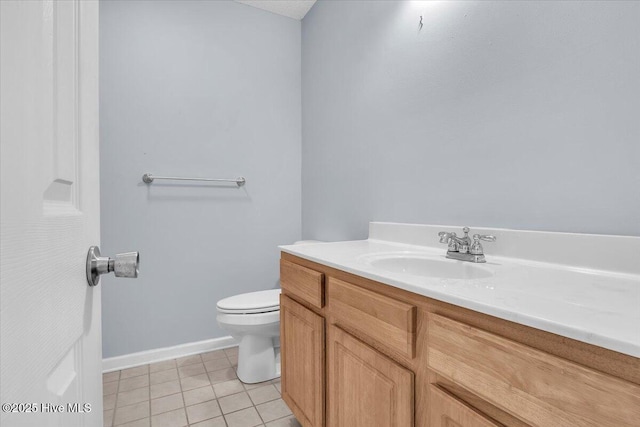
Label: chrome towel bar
xmin=142 ymin=173 xmax=245 ymax=187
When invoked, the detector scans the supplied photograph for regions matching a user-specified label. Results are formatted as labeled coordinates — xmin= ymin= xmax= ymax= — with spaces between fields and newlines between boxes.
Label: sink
xmin=362 ymin=253 xmax=493 ymax=280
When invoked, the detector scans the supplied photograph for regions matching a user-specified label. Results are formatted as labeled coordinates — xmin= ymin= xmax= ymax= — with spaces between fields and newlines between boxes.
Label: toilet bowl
xmin=216 ymin=289 xmax=282 ymax=384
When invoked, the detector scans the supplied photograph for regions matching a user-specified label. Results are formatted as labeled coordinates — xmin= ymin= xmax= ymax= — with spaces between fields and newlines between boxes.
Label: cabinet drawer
xmin=429 ymin=385 xmax=502 ymax=427
xmin=280 ymin=259 xmax=325 ymax=309
xmin=328 ymin=278 xmax=416 ymax=358
xmin=427 ymin=313 xmax=640 ymax=427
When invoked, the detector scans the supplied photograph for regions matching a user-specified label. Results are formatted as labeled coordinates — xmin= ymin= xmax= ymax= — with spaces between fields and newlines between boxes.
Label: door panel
xmin=0 ymin=1 xmax=101 ymax=426
xmin=429 ymin=385 xmax=503 ymax=427
xmin=280 ymin=295 xmax=325 ymax=427
xmin=328 ymin=325 xmax=414 ymax=427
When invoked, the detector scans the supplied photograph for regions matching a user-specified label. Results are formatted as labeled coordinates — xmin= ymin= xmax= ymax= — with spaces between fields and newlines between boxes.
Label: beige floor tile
xmin=117 ymin=418 xmax=150 ymax=427
xmin=119 ymin=375 xmax=150 ymax=393
xmin=180 ymin=373 xmax=212 ymax=391
xmin=150 ymin=380 xmax=181 ymax=400
xmin=218 ymin=391 xmax=253 ymax=414
xmin=104 ymin=381 xmax=119 ymax=396
xmin=150 ymin=369 xmax=178 ymax=385
xmin=104 ymin=393 xmax=117 ymax=411
xmin=208 ymin=367 xmax=237 ymax=384
xmin=224 ymin=407 xmax=262 ymax=427
xmin=186 ymin=400 xmax=222 ymax=424
xmin=178 ymin=362 xmax=206 ymax=378
xmin=113 ymin=401 xmax=149 ymax=425
xmin=272 ymin=381 xmax=281 ymax=393
xmin=201 ymin=350 xmax=227 ymax=361
xmin=248 ymin=385 xmax=280 ymax=405
xmin=151 ymin=393 xmax=184 ymax=416
xmin=151 ymin=407 xmax=187 ymax=427
xmin=204 ymin=358 xmax=231 ymax=372
xmin=176 ymin=354 xmax=202 ymax=367
xmin=265 ymin=415 xmax=301 ymax=427
xmin=255 ymin=399 xmax=292 ymax=423
xmin=224 ymin=347 xmax=239 ymax=357
xmin=120 ymin=365 xmax=149 ymax=379
xmin=213 ymin=379 xmax=244 ymax=398
xmin=104 ymin=409 xmax=114 ymax=427
xmin=117 ymin=387 xmax=149 ymax=407
xmin=190 ymin=416 xmax=227 ymax=427
xmin=149 ymin=359 xmax=177 ymax=373
xmin=242 ymin=380 xmax=272 ymax=391
xmin=104 ymin=371 xmax=120 ymax=383
xmin=183 ymin=385 xmax=216 ymax=406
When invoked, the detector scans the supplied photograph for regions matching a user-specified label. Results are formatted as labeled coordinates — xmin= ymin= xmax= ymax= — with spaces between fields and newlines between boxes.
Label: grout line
xmin=111 ymin=374 xmax=121 ymax=427
xmin=147 ymin=383 xmax=152 ymax=425
xmin=253 ymin=391 xmax=267 ymax=425
xmin=144 ymin=366 xmax=151 ymax=425
xmin=177 ymin=358 xmax=191 ymax=425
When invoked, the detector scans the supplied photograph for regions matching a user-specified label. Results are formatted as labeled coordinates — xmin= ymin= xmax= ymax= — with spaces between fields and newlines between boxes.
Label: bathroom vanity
xmin=278 ymin=223 xmax=640 ymax=427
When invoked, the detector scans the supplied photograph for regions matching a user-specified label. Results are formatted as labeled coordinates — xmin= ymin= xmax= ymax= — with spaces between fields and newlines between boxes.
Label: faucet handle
xmin=473 ymin=234 xmax=496 ymax=242
xmin=438 ymin=231 xmax=452 ymax=243
xmin=470 ymin=234 xmax=496 ymax=255
xmin=438 ymin=231 xmax=460 ymax=251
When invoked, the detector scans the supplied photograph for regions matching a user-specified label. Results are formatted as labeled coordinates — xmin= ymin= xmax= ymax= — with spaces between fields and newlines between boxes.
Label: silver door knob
xmin=86 ymin=246 xmax=139 ymax=287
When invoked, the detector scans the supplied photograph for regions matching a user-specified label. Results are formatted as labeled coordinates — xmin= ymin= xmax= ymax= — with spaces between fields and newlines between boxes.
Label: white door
xmin=1 ymin=1 xmax=102 ymax=426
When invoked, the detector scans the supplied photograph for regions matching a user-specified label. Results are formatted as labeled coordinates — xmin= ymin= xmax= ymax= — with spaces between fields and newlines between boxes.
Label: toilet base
xmin=216 ymin=307 xmax=281 ymax=384
xmin=236 ymin=335 xmax=281 ymax=384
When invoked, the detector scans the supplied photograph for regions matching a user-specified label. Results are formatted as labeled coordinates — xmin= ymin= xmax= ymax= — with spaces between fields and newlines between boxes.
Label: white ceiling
xmin=234 ymin=0 xmax=317 ymax=20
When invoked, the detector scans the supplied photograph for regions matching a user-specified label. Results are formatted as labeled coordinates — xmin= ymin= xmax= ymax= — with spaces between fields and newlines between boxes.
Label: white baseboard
xmin=103 ymin=336 xmax=238 ymax=373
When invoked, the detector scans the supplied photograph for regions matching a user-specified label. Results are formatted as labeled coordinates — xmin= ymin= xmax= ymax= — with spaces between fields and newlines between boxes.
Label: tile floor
xmin=103 ymin=347 xmax=301 ymax=427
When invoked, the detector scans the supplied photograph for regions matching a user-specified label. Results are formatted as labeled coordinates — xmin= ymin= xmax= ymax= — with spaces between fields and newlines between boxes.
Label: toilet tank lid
xmin=217 ymin=289 xmax=281 ymax=313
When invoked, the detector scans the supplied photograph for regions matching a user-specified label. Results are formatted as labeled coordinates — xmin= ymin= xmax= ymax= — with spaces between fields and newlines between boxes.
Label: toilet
xmin=217 ymin=289 xmax=282 ymax=384
xmin=216 ymin=240 xmax=321 ymax=384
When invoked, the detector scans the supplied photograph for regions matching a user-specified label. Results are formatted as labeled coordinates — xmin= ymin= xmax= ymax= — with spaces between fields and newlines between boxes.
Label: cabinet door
xmin=429 ymin=385 xmax=503 ymax=427
xmin=328 ymin=325 xmax=414 ymax=427
xmin=281 ymin=295 xmax=325 ymax=427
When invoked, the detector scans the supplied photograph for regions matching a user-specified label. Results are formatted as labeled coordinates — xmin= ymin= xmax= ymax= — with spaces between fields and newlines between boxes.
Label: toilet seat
xmin=217 ymin=309 xmax=280 ymax=326
xmin=216 ymin=289 xmax=281 ymax=314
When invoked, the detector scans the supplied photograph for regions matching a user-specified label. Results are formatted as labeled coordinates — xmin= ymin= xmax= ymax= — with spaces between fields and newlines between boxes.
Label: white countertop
xmin=280 ymin=222 xmax=640 ymax=358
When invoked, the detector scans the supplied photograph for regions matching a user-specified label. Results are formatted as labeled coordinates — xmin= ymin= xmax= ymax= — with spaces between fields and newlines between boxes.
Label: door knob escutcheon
xmin=86 ymin=246 xmax=139 ymax=287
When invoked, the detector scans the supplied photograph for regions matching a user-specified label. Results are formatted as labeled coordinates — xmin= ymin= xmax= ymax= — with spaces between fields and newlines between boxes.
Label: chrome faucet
xmin=438 ymin=226 xmax=495 ymax=263
xmin=439 ymin=226 xmax=472 ymax=252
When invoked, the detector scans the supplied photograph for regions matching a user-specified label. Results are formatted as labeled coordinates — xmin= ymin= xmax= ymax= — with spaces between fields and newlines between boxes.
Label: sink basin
xmin=363 ymin=253 xmax=493 ymax=280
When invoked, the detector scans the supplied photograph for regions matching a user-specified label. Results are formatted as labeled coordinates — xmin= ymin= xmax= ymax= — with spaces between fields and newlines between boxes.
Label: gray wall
xmin=302 ymin=0 xmax=640 ymax=241
xmin=100 ymin=1 xmax=301 ymax=357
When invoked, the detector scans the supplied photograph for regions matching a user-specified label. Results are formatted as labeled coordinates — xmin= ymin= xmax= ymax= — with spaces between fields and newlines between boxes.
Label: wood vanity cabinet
xmin=279 ymin=254 xmax=640 ymax=427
